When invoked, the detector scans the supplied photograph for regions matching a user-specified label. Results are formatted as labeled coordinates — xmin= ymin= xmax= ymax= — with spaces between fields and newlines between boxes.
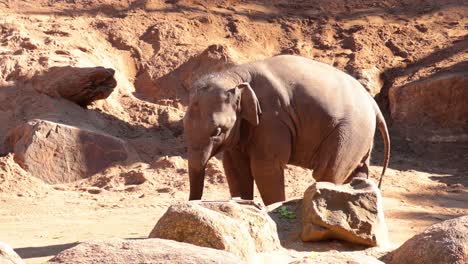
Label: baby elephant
xmin=183 ymin=55 xmax=390 ymax=206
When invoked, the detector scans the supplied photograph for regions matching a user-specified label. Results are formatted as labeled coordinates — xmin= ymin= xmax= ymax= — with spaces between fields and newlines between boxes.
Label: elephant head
xmin=183 ymin=75 xmax=262 ymax=200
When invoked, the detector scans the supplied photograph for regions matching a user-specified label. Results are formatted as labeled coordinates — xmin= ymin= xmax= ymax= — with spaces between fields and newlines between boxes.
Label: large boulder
xmin=301 ymin=178 xmax=388 ymax=247
xmin=47 ymin=238 xmax=244 ymax=264
xmin=0 ymin=242 xmax=24 ymax=264
xmin=31 ymin=66 xmax=117 ymax=107
xmin=4 ymin=119 xmax=137 ymax=183
xmin=149 ymin=200 xmax=280 ymax=261
xmin=389 ymin=70 xmax=468 ymax=142
xmin=383 ymin=215 xmax=468 ymax=264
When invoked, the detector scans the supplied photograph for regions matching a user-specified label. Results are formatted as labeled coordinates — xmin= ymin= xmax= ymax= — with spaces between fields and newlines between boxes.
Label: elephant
xmin=183 ymin=54 xmax=390 ymax=206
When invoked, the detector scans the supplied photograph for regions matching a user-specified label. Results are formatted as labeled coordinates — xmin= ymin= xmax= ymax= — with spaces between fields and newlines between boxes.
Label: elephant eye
xmin=212 ymin=127 xmax=222 ymax=137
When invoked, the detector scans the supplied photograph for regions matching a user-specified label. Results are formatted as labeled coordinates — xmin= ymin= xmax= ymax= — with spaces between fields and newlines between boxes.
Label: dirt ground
xmin=0 ymin=0 xmax=467 ymax=263
xmin=1 ymin=141 xmax=466 ymax=263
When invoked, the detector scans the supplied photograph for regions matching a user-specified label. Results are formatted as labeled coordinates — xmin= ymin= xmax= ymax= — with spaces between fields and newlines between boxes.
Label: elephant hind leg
xmin=312 ymin=124 xmax=371 ymax=184
xmin=344 ymin=149 xmax=371 ymax=184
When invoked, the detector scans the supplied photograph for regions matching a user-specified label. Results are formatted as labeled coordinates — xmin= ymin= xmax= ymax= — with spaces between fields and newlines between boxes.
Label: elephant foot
xmin=198 ymin=198 xmax=265 ymax=210
xmin=231 ymin=197 xmax=265 ymax=210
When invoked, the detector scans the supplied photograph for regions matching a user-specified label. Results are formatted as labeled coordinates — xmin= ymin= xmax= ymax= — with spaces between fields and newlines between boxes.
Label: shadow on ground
xmin=15 ymin=242 xmax=79 ymax=259
xmin=371 ymin=131 xmax=468 ymax=188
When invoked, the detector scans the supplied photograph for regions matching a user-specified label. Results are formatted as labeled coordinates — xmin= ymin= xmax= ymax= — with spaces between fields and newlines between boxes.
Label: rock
xmin=385 ymin=39 xmax=408 ymax=58
xmin=47 ymin=238 xmax=244 ymax=264
xmin=4 ymin=119 xmax=137 ymax=184
xmin=31 ymin=66 xmax=117 ymax=107
xmin=152 ymin=156 xmax=187 ymax=170
xmin=389 ymin=71 xmax=468 ymax=142
xmin=0 ymin=154 xmax=50 ymax=196
xmin=156 ymin=187 xmax=172 ymax=193
xmin=0 ymin=241 xmax=24 ymax=264
xmin=301 ymin=178 xmax=388 ymax=247
xmin=137 ymin=44 xmax=241 ymax=104
xmin=356 ymin=66 xmax=384 ymax=96
xmin=119 ymin=170 xmax=147 ymax=185
xmin=290 ymin=251 xmax=384 ymax=264
xmin=383 ymin=215 xmax=468 ymax=264
xmin=149 ymin=201 xmax=280 ymax=261
xmin=177 ymin=44 xmax=239 ymax=92
xmin=86 ymin=186 xmax=103 ymax=194
xmin=20 ymin=40 xmax=38 ymax=50
xmin=52 ymin=184 xmax=67 ymax=191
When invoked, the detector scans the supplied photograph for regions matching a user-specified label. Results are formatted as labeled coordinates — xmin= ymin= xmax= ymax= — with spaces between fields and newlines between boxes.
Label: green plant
xmin=278 ymin=206 xmax=296 ymax=219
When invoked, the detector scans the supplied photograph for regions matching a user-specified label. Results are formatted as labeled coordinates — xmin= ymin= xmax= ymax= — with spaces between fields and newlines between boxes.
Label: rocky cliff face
xmin=1 ymin=0 xmax=466 ymax=191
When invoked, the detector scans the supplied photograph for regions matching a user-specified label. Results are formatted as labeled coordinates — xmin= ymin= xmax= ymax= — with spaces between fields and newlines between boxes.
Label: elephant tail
xmin=375 ymin=103 xmax=390 ymax=189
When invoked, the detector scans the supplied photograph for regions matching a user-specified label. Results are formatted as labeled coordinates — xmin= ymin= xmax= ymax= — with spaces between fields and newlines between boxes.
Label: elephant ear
xmin=236 ymin=82 xmax=262 ymax=126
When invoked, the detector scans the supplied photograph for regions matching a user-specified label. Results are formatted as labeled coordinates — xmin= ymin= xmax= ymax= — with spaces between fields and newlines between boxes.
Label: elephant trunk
xmin=187 ymin=143 xmax=213 ymax=200
xmin=188 ymin=163 xmax=205 ymax=200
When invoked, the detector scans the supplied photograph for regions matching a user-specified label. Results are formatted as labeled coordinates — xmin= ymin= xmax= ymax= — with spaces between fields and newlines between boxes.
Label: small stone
xmin=55 ymin=50 xmax=71 ymax=55
xmin=124 ymin=185 xmax=138 ymax=192
xmin=121 ymin=171 xmax=146 ymax=185
xmin=20 ymin=40 xmax=38 ymax=50
xmin=87 ymin=187 xmax=103 ymax=194
xmin=385 ymin=39 xmax=408 ymax=58
xmin=156 ymin=187 xmax=172 ymax=193
xmin=414 ymin=24 xmax=428 ymax=32
xmin=53 ymin=185 xmax=67 ymax=191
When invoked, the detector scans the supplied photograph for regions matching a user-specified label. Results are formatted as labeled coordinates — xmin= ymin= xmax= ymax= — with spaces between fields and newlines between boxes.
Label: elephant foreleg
xmin=223 ymin=149 xmax=254 ymax=200
xmin=250 ymin=159 xmax=286 ymax=206
xmin=248 ymin=120 xmax=292 ymax=206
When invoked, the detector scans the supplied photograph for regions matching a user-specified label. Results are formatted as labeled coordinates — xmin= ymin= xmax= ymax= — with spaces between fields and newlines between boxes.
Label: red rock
xmin=149 ymin=201 xmax=281 ymax=261
xmin=31 ymin=66 xmax=117 ymax=107
xmin=4 ymin=119 xmax=137 ymax=184
xmin=136 ymin=44 xmax=240 ymax=104
xmin=383 ymin=215 xmax=468 ymax=264
xmin=301 ymin=178 xmax=388 ymax=247
xmin=48 ymin=238 xmax=245 ymax=264
xmin=389 ymin=71 xmax=468 ymax=142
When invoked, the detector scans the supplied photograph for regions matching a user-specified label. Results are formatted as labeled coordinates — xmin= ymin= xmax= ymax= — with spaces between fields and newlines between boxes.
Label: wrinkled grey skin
xmin=183 ymin=55 xmax=390 ymax=206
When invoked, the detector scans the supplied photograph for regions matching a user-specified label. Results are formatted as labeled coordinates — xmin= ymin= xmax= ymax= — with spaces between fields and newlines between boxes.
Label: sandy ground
xmin=1 ymin=138 xmax=466 ymax=263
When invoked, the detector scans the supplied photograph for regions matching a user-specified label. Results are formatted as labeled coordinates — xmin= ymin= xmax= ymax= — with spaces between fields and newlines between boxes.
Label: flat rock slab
xmin=301 ymin=178 xmax=388 ymax=247
xmin=47 ymin=238 xmax=244 ymax=264
xmin=383 ymin=215 xmax=468 ymax=264
xmin=5 ymin=119 xmax=137 ymax=183
xmin=149 ymin=200 xmax=281 ymax=261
